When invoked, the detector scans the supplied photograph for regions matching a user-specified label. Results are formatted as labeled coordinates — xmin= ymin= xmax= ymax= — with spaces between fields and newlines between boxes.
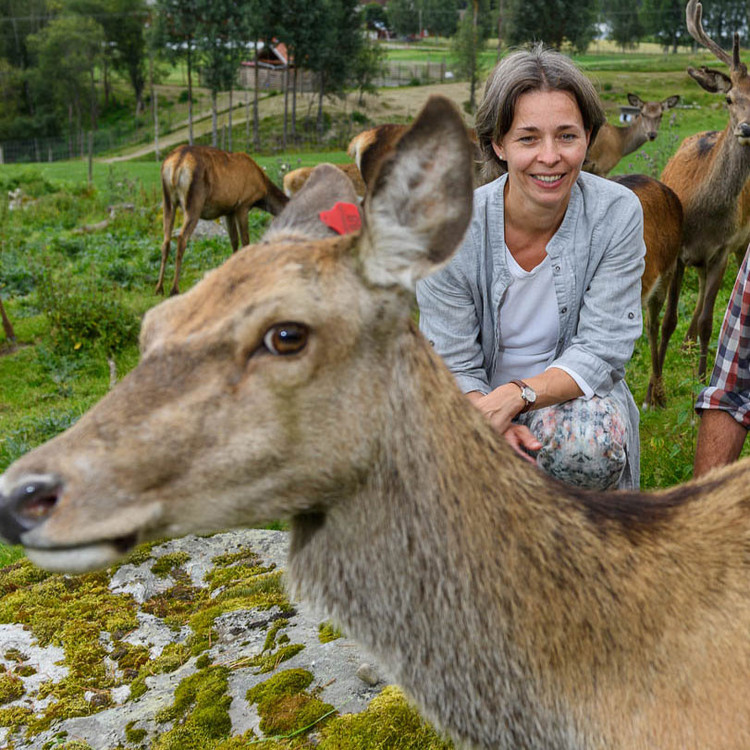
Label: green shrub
xmin=35 ymin=263 xmax=140 ymax=354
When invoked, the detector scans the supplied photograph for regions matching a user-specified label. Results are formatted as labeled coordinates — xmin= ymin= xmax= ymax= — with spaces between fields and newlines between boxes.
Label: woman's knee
xmin=522 ymin=396 xmax=627 ymax=490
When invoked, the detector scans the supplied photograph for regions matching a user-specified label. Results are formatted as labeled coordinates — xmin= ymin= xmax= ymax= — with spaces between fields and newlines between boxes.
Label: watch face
xmin=522 ymin=386 xmax=537 ymax=403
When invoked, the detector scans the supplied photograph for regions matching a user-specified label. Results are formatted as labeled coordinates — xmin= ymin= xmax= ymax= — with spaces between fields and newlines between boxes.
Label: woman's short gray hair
xmin=475 ymin=43 xmax=604 ymax=183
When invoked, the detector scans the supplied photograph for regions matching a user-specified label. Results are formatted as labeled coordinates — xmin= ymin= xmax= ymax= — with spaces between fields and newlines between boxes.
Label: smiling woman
xmin=417 ymin=44 xmax=647 ymax=490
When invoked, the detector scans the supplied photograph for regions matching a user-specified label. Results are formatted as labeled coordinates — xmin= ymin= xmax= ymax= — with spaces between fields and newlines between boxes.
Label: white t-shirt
xmin=490 ymin=247 xmax=593 ymax=397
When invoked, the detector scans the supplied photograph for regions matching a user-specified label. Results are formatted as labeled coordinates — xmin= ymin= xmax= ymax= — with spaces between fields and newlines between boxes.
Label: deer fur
xmin=158 ymin=144 xmax=288 ymax=296
xmin=610 ymin=174 xmax=683 ymax=408
xmin=659 ymin=0 xmax=750 ymax=378
xmin=282 ymin=162 xmax=366 ymax=200
xmin=584 ymin=93 xmax=680 ymax=177
xmin=2 ymin=96 xmax=750 ymax=750
xmin=348 ymin=120 xmax=484 ymax=187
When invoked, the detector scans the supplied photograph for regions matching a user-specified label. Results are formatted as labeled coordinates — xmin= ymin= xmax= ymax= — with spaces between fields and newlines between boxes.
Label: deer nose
xmin=647 ymin=131 xmax=657 ymax=141
xmin=738 ymin=122 xmax=750 ymax=140
xmin=0 ymin=477 xmax=61 ymax=545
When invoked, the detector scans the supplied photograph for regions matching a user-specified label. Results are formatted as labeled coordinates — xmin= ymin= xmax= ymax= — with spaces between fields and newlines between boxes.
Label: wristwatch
xmin=510 ymin=379 xmax=537 ymax=414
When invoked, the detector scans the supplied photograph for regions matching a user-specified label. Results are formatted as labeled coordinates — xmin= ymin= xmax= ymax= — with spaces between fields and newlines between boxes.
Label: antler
xmin=686 ymin=0 xmax=733 ymax=69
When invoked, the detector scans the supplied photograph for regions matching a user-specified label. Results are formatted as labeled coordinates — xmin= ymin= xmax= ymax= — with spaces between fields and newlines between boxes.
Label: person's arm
xmin=694 ymin=410 xmax=747 ymax=477
xmin=550 ymin=187 xmax=646 ymax=396
xmin=467 ymin=368 xmax=582 ymax=462
xmin=693 ymin=250 xmax=750 ymax=477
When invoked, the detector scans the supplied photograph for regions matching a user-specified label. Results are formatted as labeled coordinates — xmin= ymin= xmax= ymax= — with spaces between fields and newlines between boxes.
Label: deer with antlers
xmin=157 ymin=145 xmax=288 ymax=296
xmin=1 ymin=95 xmax=750 ymax=749
xmin=659 ymin=0 xmax=750 ymax=378
xmin=583 ymin=93 xmax=680 ymax=177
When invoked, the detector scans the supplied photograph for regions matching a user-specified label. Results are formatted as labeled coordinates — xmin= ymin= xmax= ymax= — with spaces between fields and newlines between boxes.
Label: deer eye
xmin=727 ymin=95 xmax=733 ymax=105
xmin=262 ymin=323 xmax=309 ymax=355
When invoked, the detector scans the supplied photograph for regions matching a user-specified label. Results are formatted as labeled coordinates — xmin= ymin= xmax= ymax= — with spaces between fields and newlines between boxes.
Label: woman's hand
xmin=467 ymin=387 xmax=540 ymax=462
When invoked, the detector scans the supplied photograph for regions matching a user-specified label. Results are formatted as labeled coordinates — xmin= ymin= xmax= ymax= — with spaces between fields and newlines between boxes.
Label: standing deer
xmin=158 ymin=145 xmax=288 ymax=296
xmin=610 ymin=174 xmax=683 ymax=408
xmin=660 ymin=0 xmax=750 ymax=378
xmin=3 ymin=96 xmax=750 ymax=750
xmin=584 ymin=93 xmax=680 ymax=177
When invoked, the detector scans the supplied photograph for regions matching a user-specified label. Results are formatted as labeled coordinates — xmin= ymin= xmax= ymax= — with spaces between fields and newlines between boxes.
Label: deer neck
xmin=618 ymin=116 xmax=649 ymax=157
xmin=691 ymin=126 xmax=750 ymax=214
xmin=286 ymin=323 xmax=700 ymax=747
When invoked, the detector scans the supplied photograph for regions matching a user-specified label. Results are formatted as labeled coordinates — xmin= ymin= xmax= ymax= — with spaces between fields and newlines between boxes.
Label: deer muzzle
xmin=0 ymin=473 xmax=61 ymax=546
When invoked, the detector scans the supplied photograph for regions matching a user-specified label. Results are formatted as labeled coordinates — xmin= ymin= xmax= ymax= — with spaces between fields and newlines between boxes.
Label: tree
xmin=152 ymin=0 xmax=200 ymax=144
xmin=424 ymin=0 xmax=459 ymax=38
xmin=641 ymin=0 xmax=686 ymax=52
xmin=27 ymin=15 xmax=104 ymax=137
xmin=602 ymin=0 xmax=643 ymax=50
xmin=505 ymin=0 xmax=598 ymax=52
xmin=194 ymin=0 xmax=240 ymax=148
xmin=351 ymin=35 xmax=387 ymax=105
xmin=388 ymin=0 xmax=420 ymax=37
xmin=451 ymin=0 xmax=482 ymax=113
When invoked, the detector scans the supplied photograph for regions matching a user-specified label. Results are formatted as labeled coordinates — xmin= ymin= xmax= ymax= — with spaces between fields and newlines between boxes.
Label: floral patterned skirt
xmin=517 ymin=395 xmax=627 ymax=491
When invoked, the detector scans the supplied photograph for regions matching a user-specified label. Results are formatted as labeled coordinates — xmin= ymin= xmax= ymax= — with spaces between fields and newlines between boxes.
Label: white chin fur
xmin=26 ymin=544 xmax=125 ymax=574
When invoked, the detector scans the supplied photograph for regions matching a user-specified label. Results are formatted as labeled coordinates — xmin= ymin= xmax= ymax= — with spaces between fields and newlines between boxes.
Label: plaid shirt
xmin=695 ymin=251 xmax=750 ymax=427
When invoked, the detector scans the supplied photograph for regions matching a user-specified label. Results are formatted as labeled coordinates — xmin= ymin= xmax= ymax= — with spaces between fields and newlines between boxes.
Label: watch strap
xmin=510 ymin=378 xmax=534 ymax=414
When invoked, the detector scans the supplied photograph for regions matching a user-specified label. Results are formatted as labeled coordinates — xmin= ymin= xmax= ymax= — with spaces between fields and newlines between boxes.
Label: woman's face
xmin=493 ymin=89 xmax=590 ymax=213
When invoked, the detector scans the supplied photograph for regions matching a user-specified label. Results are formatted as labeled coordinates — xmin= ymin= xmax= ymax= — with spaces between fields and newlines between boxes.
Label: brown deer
xmin=348 ymin=121 xmax=484 ymax=187
xmin=659 ymin=0 xmax=750 ymax=378
xmin=610 ymin=174 xmax=683 ymax=408
xmin=283 ymin=162 xmax=366 ymax=200
xmin=158 ymin=144 xmax=288 ymax=296
xmin=584 ymin=93 xmax=680 ymax=177
xmin=3 ymin=96 xmax=750 ymax=750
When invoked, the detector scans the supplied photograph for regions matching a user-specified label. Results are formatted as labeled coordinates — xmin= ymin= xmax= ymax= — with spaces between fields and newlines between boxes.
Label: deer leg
xmin=237 ymin=208 xmax=250 ymax=249
xmin=224 ymin=214 xmax=241 ymax=252
xmin=696 ymin=254 xmax=729 ymax=380
xmin=156 ymin=196 xmax=178 ymax=295
xmin=658 ymin=257 xmax=684 ymax=374
xmin=170 ymin=212 xmax=201 ymax=296
xmin=684 ymin=267 xmax=706 ymax=344
xmin=644 ymin=276 xmax=669 ymax=409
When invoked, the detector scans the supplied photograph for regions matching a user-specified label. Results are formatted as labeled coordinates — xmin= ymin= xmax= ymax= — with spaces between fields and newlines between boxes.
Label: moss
xmin=246 ymin=668 xmax=335 ymax=738
xmin=128 ymin=643 xmax=192 ymax=701
xmin=0 ymin=673 xmax=24 ymax=704
xmin=150 ymin=552 xmax=191 ymax=578
xmin=151 ymin=665 xmax=231 ymax=749
xmin=142 ymin=584 xmax=208 ymax=629
xmin=124 ymin=720 xmax=147 ymax=743
xmin=119 ymin=540 xmax=163 ymax=567
xmin=194 ymin=654 xmax=211 ymax=670
xmin=0 ymin=704 xmax=33 ymax=729
xmin=0 ymin=559 xmax=50 ymax=596
xmin=317 ymin=686 xmax=454 ymax=749
xmin=3 ymin=648 xmax=28 ymax=663
xmin=318 ymin=622 xmax=343 ymax=644
xmin=14 ymin=665 xmax=36 ymax=677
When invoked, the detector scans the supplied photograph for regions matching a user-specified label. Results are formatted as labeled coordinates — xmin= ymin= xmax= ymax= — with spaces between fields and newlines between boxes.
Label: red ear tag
xmin=319 ymin=202 xmax=362 ymax=235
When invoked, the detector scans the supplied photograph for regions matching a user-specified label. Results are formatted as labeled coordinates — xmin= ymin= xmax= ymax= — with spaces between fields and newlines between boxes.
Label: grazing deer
xmin=610 ymin=174 xmax=683 ymax=408
xmin=283 ymin=162 xmax=366 ymax=200
xmin=660 ymin=0 xmax=750 ymax=378
xmin=584 ymin=93 xmax=680 ymax=177
xmin=158 ymin=145 xmax=288 ymax=296
xmin=3 ymin=96 xmax=750 ymax=750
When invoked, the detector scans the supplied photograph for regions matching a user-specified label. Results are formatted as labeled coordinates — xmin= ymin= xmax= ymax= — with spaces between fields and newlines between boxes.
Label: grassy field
xmin=1 ymin=46 xmax=749 ymax=567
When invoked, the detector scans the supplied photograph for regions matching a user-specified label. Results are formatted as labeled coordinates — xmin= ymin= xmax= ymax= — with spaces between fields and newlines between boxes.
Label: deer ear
xmin=627 ymin=93 xmax=644 ymax=108
xmin=663 ymin=94 xmax=680 ymax=109
xmin=359 ymin=96 xmax=474 ymax=290
xmin=688 ymin=66 xmax=732 ymax=93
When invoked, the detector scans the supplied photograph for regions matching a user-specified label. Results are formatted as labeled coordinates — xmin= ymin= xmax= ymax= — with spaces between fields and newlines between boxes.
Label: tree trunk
xmin=253 ymin=38 xmax=260 ymax=151
xmin=211 ymin=90 xmax=218 ymax=147
xmin=228 ymin=85 xmax=233 ymax=152
xmin=245 ymin=84 xmax=251 ymax=152
xmin=317 ymin=73 xmax=324 ymax=138
xmin=470 ymin=0 xmax=479 ymax=113
xmin=283 ymin=65 xmax=289 ymax=150
xmin=187 ymin=44 xmax=194 ymax=146
xmin=292 ymin=66 xmax=298 ymax=140
xmin=151 ymin=55 xmax=160 ymax=161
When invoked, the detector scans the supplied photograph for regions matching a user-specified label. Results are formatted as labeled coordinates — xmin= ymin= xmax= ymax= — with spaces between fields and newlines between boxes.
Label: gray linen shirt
xmin=416 ymin=171 xmax=646 ymax=488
